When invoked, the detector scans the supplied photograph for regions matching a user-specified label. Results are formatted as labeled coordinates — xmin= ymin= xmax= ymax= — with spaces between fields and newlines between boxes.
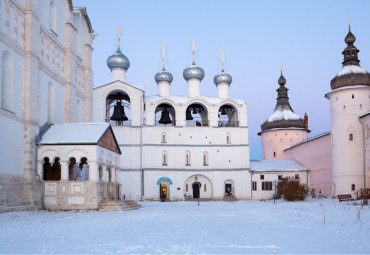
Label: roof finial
xmin=161 ymin=44 xmax=167 ymax=69
xmin=192 ymin=40 xmax=196 ymax=64
xmin=349 ymin=16 xmax=351 ymax=31
xmin=115 ymin=26 xmax=123 ymax=47
xmin=281 ymin=64 xmax=283 ymax=74
xmin=219 ymin=49 xmax=225 ymax=71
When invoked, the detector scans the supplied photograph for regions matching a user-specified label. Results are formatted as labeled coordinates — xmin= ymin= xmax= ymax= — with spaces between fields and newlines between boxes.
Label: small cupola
xmin=330 ymin=20 xmax=370 ymax=90
xmin=183 ymin=41 xmax=204 ymax=97
xmin=260 ymin=67 xmax=306 ymax=133
xmin=107 ymin=27 xmax=130 ymax=82
xmin=213 ymin=49 xmax=232 ymax=99
xmin=155 ymin=45 xmax=173 ymax=97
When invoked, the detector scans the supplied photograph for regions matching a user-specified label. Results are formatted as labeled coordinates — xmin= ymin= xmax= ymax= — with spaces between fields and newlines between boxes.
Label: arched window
xmin=48 ymin=82 xmax=55 ymax=124
xmin=1 ymin=51 xmax=14 ymax=111
xmin=161 ymin=133 xmax=167 ymax=143
xmin=226 ymin=133 xmax=231 ymax=144
xmin=76 ymin=99 xmax=83 ymax=122
xmin=50 ymin=0 xmax=57 ymax=33
xmin=185 ymin=152 xmax=190 ymax=166
xmin=162 ymin=152 xmax=167 ymax=166
xmin=203 ymin=152 xmax=208 ymax=166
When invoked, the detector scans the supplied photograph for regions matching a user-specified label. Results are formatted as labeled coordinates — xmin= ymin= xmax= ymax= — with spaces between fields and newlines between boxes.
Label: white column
xmin=158 ymin=81 xmax=170 ymax=97
xmin=60 ymin=161 xmax=69 ymax=180
xmin=115 ymin=167 xmax=119 ymax=183
xmin=187 ymin=78 xmax=200 ymax=98
xmin=89 ymin=162 xmax=98 ymax=181
xmin=111 ymin=68 xmax=126 ymax=82
xmin=217 ymin=83 xmax=229 ymax=99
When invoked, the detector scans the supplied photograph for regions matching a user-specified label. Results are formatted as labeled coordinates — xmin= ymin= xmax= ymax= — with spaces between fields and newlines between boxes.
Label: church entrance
xmin=192 ymin=182 xmax=201 ymax=198
xmin=160 ymin=184 xmax=167 ymax=200
xmin=225 ymin=183 xmax=232 ymax=196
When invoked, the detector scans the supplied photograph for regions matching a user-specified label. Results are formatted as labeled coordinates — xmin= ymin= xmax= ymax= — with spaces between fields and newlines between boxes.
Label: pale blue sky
xmin=74 ymin=0 xmax=370 ymax=159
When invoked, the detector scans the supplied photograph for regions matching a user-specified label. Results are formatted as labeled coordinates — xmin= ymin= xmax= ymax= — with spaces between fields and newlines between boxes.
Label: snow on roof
xmin=250 ymin=160 xmax=309 ymax=172
xmin=285 ymin=131 xmax=331 ymax=150
xmin=145 ymin=95 xmax=245 ymax=105
xmin=337 ymin=65 xmax=368 ymax=76
xmin=267 ymin=105 xmax=301 ymax=122
xmin=38 ymin=123 xmax=110 ymax=145
xmin=94 ymin=81 xmax=144 ymax=91
xmin=360 ymin=110 xmax=370 ymax=118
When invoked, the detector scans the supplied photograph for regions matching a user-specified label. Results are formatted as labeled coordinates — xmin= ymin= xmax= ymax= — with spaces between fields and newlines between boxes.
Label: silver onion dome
xmin=107 ymin=47 xmax=130 ymax=71
xmin=183 ymin=62 xmax=205 ymax=81
xmin=155 ymin=68 xmax=173 ymax=83
xmin=213 ymin=69 xmax=232 ymax=85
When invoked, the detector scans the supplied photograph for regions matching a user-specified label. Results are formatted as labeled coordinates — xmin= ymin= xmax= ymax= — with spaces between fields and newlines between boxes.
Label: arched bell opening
xmin=106 ymin=90 xmax=130 ymax=126
xmin=186 ymin=103 xmax=208 ymax=127
xmin=218 ymin=104 xmax=239 ymax=127
xmin=155 ymin=103 xmax=176 ymax=126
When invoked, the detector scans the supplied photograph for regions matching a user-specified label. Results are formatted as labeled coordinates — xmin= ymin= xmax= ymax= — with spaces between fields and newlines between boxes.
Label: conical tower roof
xmin=330 ymin=24 xmax=370 ymax=90
xmin=260 ymin=71 xmax=306 ymax=133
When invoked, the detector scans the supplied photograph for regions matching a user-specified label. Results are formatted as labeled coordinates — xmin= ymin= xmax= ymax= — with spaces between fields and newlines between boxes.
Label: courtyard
xmin=0 ymin=199 xmax=369 ymax=254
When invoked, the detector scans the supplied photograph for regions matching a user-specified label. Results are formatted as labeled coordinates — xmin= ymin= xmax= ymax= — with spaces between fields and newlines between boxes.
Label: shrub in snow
xmin=280 ymin=180 xmax=309 ymax=201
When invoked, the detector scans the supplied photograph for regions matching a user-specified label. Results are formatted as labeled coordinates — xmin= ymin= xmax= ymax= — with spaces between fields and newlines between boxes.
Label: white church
xmin=0 ymin=0 xmax=369 ymax=212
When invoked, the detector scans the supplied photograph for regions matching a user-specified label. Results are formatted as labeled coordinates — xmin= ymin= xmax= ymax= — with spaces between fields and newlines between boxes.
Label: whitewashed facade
xmin=0 ymin=0 xmax=94 ymax=212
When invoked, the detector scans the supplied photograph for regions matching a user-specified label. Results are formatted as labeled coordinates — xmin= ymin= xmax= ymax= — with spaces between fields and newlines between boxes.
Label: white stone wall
xmin=0 ymin=0 xmax=94 ymax=210
xmin=251 ymin=171 xmax=308 ymax=200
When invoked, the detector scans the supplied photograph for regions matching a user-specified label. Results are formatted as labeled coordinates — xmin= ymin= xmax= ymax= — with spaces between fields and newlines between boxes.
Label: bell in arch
xmin=110 ymin=101 xmax=128 ymax=121
xmin=158 ymin=108 xmax=172 ymax=125
xmin=186 ymin=110 xmax=193 ymax=120
xmin=193 ymin=108 xmax=198 ymax=114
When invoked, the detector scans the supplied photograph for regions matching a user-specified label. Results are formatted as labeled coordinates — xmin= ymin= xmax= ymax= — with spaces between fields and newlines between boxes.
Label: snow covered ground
xmin=0 ymin=198 xmax=369 ymax=254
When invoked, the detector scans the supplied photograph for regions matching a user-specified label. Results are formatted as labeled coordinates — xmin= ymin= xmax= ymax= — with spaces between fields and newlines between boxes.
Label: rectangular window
xmin=278 ymin=175 xmax=282 ymax=181
xmin=260 ymin=175 xmax=264 ymax=180
xmin=262 ymin=181 xmax=272 ymax=191
xmin=186 ymin=184 xmax=188 ymax=192
xmin=351 ymin=184 xmax=355 ymax=191
xmin=204 ymin=183 xmax=207 ymax=192
xmin=252 ymin=181 xmax=257 ymax=191
xmin=349 ymin=133 xmax=353 ymax=141
xmin=273 ymin=152 xmax=276 ymax=157
xmin=295 ymin=174 xmax=299 ymax=180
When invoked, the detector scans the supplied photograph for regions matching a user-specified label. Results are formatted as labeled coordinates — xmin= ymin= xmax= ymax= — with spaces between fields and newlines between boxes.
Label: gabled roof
xmin=250 ymin=160 xmax=309 ymax=172
xmin=37 ymin=123 xmax=121 ymax=154
xmin=94 ymin=80 xmax=144 ymax=92
xmin=360 ymin=110 xmax=370 ymax=118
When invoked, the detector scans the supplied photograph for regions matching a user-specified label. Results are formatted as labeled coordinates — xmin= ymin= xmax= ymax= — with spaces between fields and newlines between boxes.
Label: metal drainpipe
xmin=140 ymin=93 xmax=144 ymax=200
xmin=359 ymin=118 xmax=366 ymax=192
xmin=35 ymin=144 xmax=45 ymax=209
xmin=251 ymin=172 xmax=253 ymax=199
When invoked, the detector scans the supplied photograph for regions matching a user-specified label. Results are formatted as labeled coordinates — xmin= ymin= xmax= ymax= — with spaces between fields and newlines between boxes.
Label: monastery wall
xmin=285 ymin=133 xmax=332 ymax=195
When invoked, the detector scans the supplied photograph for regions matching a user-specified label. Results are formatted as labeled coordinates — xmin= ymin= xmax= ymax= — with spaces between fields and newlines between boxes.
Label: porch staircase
xmin=99 ymin=200 xmax=142 ymax=212
xmin=355 ymin=188 xmax=370 ymax=200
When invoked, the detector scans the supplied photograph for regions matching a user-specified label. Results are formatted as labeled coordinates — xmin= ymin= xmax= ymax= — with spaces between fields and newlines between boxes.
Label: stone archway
xmin=184 ymin=175 xmax=213 ymax=199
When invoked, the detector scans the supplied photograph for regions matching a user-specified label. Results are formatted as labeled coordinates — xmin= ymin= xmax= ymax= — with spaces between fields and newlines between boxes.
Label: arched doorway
xmin=192 ymin=182 xmax=201 ymax=198
xmin=160 ymin=183 xmax=168 ymax=200
xmin=224 ymin=179 xmax=234 ymax=197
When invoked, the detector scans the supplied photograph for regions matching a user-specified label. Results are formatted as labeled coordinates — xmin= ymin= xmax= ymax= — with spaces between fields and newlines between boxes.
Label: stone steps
xmin=99 ymin=200 xmax=142 ymax=212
